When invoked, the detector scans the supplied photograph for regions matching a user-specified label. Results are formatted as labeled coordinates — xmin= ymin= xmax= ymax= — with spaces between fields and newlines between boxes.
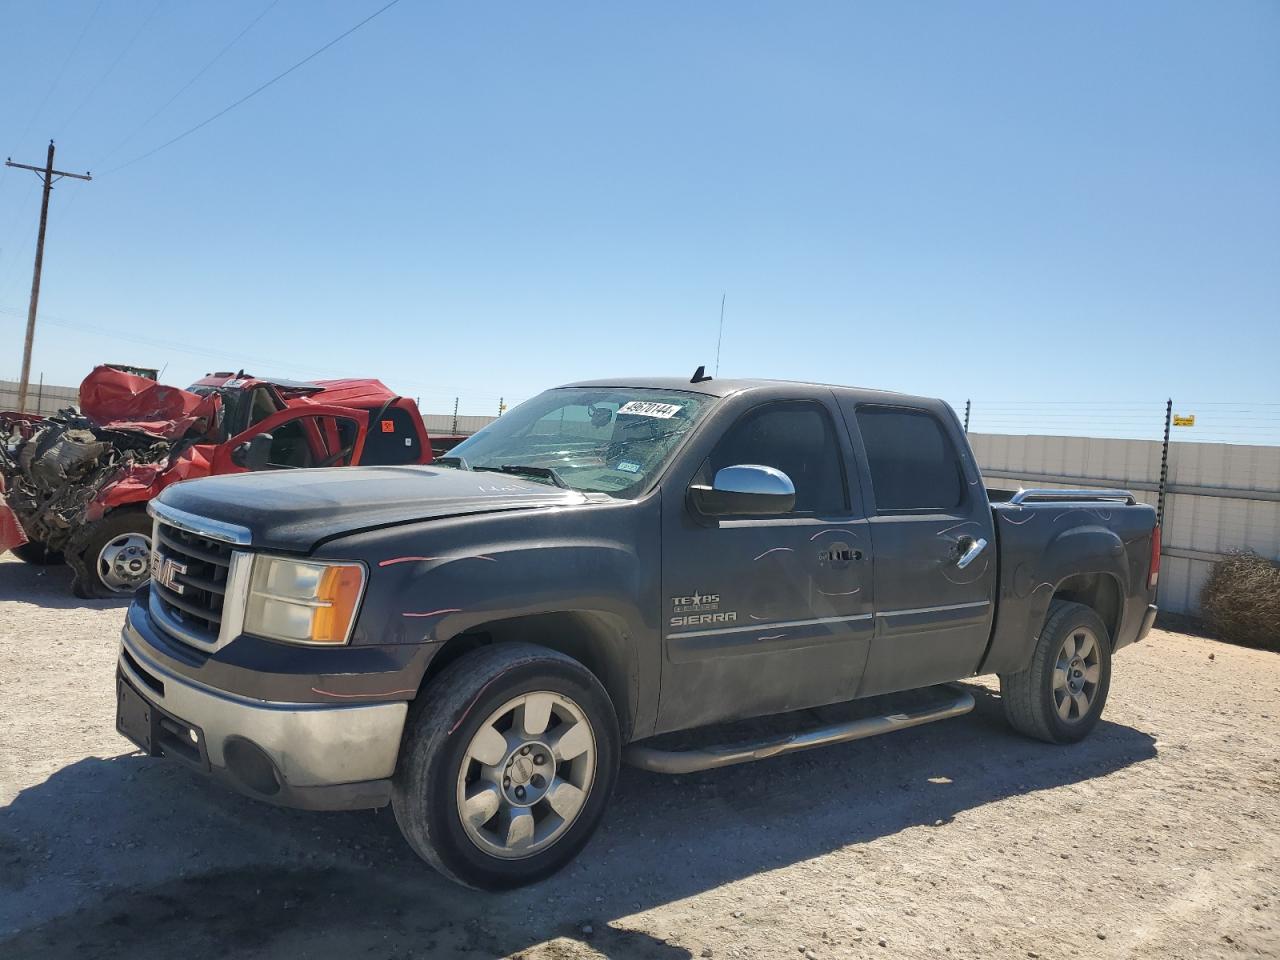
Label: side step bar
xmin=623 ymin=688 xmax=975 ymax=775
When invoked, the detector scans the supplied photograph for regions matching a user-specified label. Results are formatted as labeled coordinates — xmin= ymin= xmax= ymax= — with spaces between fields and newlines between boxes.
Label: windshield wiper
xmin=474 ymin=464 xmax=569 ymax=489
xmin=435 ymin=455 xmax=471 ymax=470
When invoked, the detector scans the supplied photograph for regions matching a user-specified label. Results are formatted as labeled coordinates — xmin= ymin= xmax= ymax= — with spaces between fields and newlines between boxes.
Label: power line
xmin=0 ymin=304 xmax=516 ymax=407
xmin=107 ymin=0 xmax=405 ymax=174
xmin=0 ymin=0 xmax=104 ymax=204
xmin=91 ymin=0 xmax=283 ymax=170
xmin=55 ymin=0 xmax=167 ymax=140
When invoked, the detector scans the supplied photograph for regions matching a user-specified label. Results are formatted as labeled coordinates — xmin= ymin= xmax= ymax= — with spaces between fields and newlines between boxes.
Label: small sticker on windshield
xmin=616 ymin=460 xmax=641 ymax=473
xmin=617 ymin=401 xmax=682 ymax=419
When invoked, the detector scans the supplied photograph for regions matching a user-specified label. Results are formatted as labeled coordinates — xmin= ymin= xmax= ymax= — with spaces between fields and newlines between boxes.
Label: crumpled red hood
xmin=78 ymin=365 xmax=219 ymax=440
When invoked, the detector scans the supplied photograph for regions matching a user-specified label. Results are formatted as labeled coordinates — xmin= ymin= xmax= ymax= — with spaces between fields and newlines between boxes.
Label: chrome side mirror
xmin=689 ymin=464 xmax=796 ymax=517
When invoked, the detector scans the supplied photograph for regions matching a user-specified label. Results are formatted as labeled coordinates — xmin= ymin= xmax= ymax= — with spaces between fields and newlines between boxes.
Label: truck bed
xmin=980 ymin=488 xmax=1158 ymax=675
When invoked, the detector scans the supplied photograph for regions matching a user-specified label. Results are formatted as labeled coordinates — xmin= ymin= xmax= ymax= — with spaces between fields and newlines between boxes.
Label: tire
xmin=392 ymin=642 xmax=620 ymax=890
xmin=68 ymin=509 xmax=153 ymax=599
xmin=999 ymin=600 xmax=1112 ymax=744
xmin=11 ymin=540 xmax=64 ymax=565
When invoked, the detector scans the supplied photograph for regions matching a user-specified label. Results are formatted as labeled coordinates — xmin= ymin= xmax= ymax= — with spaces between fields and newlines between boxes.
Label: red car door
xmin=211 ymin=404 xmax=369 ymax=474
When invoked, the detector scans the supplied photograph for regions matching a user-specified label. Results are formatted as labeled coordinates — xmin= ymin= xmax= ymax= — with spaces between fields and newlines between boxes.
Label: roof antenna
xmin=691 ymin=364 xmax=712 ymax=383
xmin=714 ymin=292 xmax=726 ymax=376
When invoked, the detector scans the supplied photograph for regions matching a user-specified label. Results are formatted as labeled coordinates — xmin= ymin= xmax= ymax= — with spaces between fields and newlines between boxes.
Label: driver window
xmin=707 ymin=401 xmax=848 ymax=515
xmin=267 ymin=419 xmax=312 ymax=468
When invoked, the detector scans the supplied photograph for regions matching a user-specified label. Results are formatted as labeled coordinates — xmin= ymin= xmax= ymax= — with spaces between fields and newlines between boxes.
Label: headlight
xmin=244 ymin=556 xmax=366 ymax=645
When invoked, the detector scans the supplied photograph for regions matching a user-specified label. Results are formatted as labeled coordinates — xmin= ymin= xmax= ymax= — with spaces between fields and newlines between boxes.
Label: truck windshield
xmin=444 ymin=388 xmax=712 ymax=497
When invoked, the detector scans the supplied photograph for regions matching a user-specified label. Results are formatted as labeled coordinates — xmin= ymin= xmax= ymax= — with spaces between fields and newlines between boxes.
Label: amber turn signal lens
xmin=310 ymin=564 xmax=365 ymax=643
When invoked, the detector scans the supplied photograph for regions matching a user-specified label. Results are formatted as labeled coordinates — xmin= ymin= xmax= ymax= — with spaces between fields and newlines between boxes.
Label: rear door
xmin=840 ymin=401 xmax=996 ymax=696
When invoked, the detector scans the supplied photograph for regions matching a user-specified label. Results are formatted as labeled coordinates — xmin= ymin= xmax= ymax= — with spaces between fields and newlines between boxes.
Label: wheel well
xmin=417 ymin=612 xmax=636 ymax=741
xmin=1052 ymin=573 xmax=1121 ymax=645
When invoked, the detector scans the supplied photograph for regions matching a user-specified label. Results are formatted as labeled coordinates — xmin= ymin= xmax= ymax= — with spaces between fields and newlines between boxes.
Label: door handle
xmin=821 ymin=545 xmax=863 ymax=565
xmin=955 ymin=537 xmax=988 ymax=570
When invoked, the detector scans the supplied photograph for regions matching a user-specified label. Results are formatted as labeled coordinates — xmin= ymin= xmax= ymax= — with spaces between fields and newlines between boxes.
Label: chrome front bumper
xmin=118 ymin=629 xmax=408 ymax=810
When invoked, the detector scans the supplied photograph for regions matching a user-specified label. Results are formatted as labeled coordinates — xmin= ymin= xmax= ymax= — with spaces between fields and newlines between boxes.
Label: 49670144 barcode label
xmin=617 ymin=401 xmax=682 ymax=419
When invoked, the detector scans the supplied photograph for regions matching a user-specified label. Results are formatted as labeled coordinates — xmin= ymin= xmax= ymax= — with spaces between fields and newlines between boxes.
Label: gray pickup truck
xmin=115 ymin=373 xmax=1160 ymax=888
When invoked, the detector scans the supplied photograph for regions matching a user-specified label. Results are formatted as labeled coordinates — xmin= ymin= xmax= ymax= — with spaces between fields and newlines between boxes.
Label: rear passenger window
xmin=708 ymin=401 xmax=847 ymax=515
xmin=856 ymin=406 xmax=963 ymax=512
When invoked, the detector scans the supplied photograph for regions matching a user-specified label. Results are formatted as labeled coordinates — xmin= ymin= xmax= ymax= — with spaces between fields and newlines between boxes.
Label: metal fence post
xmin=963 ymin=399 xmax=971 ymax=433
xmin=451 ymin=397 xmax=459 ymax=435
xmin=1157 ymin=398 xmax=1172 ymax=528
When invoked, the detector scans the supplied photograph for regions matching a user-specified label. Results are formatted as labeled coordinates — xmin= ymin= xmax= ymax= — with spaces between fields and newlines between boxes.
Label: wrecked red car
xmin=0 ymin=365 xmax=435 ymax=597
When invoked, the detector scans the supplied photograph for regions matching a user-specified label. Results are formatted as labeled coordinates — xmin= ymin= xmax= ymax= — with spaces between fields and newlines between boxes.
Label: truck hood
xmin=154 ymin=465 xmax=588 ymax=553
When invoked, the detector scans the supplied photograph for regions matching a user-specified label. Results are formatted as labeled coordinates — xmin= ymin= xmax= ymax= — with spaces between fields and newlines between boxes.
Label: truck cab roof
xmin=563 ymin=375 xmax=924 ymax=405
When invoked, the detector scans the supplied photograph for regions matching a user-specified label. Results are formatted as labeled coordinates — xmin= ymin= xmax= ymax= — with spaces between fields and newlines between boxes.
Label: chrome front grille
xmin=146 ymin=503 xmax=253 ymax=652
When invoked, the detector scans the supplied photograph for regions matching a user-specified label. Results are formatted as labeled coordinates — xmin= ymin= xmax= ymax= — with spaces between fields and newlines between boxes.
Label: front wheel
xmin=11 ymin=540 xmax=64 ymax=565
xmin=999 ymin=600 xmax=1112 ymax=744
xmin=68 ymin=509 xmax=153 ymax=599
xmin=392 ymin=643 xmax=620 ymax=890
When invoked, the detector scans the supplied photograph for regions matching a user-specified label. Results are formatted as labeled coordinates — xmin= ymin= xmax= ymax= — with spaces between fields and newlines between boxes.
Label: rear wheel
xmin=69 ymin=510 xmax=153 ymax=599
xmin=11 ymin=540 xmax=64 ymax=565
xmin=392 ymin=643 xmax=619 ymax=890
xmin=1000 ymin=600 xmax=1112 ymax=744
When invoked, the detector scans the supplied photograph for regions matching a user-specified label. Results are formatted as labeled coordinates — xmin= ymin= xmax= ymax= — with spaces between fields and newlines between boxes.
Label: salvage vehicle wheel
xmin=69 ymin=509 xmax=153 ymax=599
xmin=11 ymin=540 xmax=63 ymax=565
xmin=392 ymin=643 xmax=620 ymax=890
xmin=999 ymin=600 xmax=1112 ymax=744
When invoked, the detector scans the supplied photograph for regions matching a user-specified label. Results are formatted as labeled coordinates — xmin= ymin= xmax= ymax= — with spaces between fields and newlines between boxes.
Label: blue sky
xmin=0 ymin=1 xmax=1276 ymax=436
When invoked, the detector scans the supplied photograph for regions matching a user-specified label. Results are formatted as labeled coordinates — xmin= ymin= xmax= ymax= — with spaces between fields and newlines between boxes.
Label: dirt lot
xmin=1 ymin=553 xmax=1277 ymax=960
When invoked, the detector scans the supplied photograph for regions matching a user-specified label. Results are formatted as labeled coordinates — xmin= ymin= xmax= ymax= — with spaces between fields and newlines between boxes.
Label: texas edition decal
xmin=669 ymin=592 xmax=738 ymax=628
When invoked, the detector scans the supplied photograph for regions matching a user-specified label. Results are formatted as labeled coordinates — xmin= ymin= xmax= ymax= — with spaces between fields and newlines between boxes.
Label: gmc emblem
xmin=154 ymin=556 xmax=188 ymax=594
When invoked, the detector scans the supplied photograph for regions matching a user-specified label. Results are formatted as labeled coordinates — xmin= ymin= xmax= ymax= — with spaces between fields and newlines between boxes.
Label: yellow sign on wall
xmin=1173 ymin=414 xmax=1196 ymax=427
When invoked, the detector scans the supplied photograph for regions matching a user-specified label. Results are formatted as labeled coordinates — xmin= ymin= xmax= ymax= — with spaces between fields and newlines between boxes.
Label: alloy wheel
xmin=455 ymin=691 xmax=596 ymax=859
xmin=1052 ymin=626 xmax=1102 ymax=722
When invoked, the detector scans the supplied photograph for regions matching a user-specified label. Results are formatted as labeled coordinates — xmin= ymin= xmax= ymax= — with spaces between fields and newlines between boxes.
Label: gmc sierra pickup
xmin=114 ymin=373 xmax=1160 ymax=889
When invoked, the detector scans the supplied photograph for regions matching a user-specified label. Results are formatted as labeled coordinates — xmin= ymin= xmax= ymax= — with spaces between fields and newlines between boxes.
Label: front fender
xmin=363 ymin=536 xmax=645 ymax=646
xmin=318 ymin=496 xmax=662 ymax=736
xmin=85 ymin=444 xmax=217 ymax=521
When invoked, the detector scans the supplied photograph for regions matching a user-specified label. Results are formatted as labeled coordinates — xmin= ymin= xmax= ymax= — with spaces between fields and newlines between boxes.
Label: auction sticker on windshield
xmin=618 ymin=401 xmax=682 ymax=419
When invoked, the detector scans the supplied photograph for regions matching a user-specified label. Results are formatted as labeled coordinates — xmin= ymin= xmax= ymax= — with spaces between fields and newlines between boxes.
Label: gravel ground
xmin=1 ymin=553 xmax=1277 ymax=959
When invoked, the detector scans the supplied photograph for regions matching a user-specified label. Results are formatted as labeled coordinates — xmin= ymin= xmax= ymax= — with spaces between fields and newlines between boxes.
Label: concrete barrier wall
xmin=420 ymin=413 xmax=498 ymax=436
xmin=0 ymin=379 xmax=79 ymax=417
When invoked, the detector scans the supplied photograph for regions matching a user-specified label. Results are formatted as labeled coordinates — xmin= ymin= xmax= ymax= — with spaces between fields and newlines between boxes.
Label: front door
xmin=212 ymin=405 xmax=368 ymax=474
xmin=842 ymin=402 xmax=997 ymax=697
xmin=656 ymin=398 xmax=874 ymax=734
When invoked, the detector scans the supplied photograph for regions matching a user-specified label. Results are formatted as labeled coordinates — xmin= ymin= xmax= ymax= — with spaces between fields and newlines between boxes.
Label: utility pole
xmin=5 ymin=141 xmax=91 ymax=412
